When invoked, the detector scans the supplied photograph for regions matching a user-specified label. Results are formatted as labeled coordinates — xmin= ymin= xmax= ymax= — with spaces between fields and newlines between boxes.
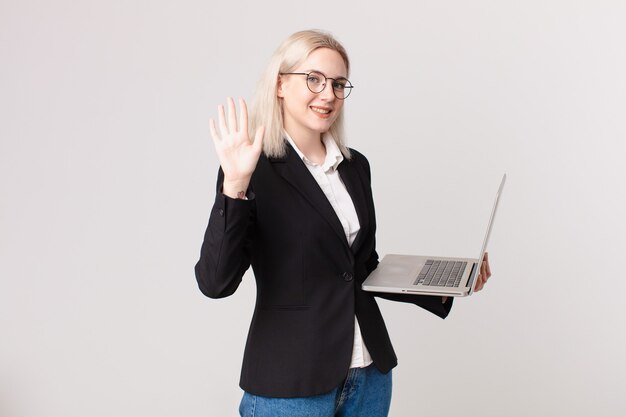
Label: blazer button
xmin=342 ymin=272 xmax=353 ymax=282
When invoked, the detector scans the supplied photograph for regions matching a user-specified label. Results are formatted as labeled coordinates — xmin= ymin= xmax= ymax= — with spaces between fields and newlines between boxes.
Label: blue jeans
xmin=239 ymin=365 xmax=392 ymax=417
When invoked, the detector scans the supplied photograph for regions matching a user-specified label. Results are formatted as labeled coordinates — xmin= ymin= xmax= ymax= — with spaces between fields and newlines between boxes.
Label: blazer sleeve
xmin=358 ymin=153 xmax=454 ymax=319
xmin=194 ymin=168 xmax=255 ymax=299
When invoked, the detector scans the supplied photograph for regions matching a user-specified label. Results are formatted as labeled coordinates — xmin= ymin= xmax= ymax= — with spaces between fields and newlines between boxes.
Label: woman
xmin=195 ymin=30 xmax=491 ymax=417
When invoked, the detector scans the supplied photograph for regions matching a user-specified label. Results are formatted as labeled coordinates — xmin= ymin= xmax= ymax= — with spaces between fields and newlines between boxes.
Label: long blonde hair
xmin=250 ymin=30 xmax=352 ymax=159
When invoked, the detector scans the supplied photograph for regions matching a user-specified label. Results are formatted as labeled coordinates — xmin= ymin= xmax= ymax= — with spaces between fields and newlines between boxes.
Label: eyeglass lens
xmin=306 ymin=71 xmax=352 ymax=99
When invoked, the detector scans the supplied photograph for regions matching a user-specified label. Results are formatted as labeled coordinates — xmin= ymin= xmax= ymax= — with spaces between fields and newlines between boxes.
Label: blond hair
xmin=250 ymin=30 xmax=352 ymax=159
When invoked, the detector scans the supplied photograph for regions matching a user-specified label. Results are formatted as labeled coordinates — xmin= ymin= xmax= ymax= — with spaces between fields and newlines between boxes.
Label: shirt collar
xmin=284 ymin=131 xmax=344 ymax=173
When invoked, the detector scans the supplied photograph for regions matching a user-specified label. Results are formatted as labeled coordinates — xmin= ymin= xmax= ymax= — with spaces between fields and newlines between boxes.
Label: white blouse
xmin=284 ymin=132 xmax=373 ymax=369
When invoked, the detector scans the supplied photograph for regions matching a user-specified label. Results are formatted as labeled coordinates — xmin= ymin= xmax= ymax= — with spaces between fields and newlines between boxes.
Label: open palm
xmin=210 ymin=97 xmax=264 ymax=197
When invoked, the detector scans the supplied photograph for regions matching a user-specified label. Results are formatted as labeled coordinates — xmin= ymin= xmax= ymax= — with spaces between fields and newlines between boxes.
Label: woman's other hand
xmin=473 ymin=252 xmax=492 ymax=292
xmin=210 ymin=97 xmax=264 ymax=198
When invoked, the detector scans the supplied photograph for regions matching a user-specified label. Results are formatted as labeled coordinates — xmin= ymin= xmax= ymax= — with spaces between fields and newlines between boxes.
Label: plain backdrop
xmin=1 ymin=1 xmax=625 ymax=416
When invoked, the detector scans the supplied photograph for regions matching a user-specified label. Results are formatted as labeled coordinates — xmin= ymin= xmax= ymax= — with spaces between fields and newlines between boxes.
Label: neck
xmin=285 ymin=127 xmax=326 ymax=165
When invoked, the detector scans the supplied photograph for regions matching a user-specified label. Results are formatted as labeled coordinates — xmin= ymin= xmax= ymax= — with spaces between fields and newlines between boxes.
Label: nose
xmin=319 ymin=81 xmax=335 ymax=101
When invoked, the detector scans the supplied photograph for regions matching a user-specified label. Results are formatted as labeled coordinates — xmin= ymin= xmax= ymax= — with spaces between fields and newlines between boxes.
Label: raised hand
xmin=210 ymin=97 xmax=264 ymax=199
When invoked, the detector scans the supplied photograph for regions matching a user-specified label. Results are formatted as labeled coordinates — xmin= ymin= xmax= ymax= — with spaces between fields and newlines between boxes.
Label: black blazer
xmin=195 ymin=143 xmax=453 ymax=398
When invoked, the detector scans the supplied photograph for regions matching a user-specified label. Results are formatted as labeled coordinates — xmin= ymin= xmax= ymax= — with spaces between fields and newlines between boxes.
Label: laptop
xmin=362 ymin=174 xmax=506 ymax=297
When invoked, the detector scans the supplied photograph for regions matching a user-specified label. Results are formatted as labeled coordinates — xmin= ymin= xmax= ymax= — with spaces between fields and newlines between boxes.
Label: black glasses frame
xmin=279 ymin=71 xmax=354 ymax=99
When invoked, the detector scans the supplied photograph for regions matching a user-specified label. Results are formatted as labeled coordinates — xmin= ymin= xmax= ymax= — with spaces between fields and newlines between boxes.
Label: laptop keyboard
xmin=414 ymin=260 xmax=467 ymax=287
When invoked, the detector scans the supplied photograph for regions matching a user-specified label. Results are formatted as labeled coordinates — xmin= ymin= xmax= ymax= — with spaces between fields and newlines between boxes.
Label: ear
xmin=277 ymin=75 xmax=284 ymax=98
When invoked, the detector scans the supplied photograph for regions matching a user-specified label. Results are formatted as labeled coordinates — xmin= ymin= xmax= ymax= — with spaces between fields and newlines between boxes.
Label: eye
xmin=332 ymin=79 xmax=349 ymax=90
xmin=307 ymin=74 xmax=322 ymax=84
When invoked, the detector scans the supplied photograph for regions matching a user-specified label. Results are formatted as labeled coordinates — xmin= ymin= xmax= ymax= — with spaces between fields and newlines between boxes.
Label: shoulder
xmin=347 ymin=147 xmax=369 ymax=165
xmin=347 ymin=148 xmax=372 ymax=178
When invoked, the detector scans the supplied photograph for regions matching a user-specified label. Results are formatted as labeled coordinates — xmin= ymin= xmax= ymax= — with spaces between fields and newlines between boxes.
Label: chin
xmin=309 ymin=119 xmax=337 ymax=133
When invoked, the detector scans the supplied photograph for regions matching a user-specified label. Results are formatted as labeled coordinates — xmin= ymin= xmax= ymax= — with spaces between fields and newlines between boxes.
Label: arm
xmin=195 ymin=97 xmax=264 ymax=298
xmin=195 ymin=168 xmax=255 ymax=298
xmin=374 ymin=291 xmax=454 ymax=318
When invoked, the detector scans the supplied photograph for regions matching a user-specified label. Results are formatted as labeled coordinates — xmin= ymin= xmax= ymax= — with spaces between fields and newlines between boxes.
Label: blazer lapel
xmin=338 ymin=157 xmax=370 ymax=255
xmin=269 ymin=144 xmax=349 ymax=248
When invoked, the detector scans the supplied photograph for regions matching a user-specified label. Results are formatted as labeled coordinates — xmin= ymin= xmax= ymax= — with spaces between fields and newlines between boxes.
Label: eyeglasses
xmin=279 ymin=71 xmax=354 ymax=99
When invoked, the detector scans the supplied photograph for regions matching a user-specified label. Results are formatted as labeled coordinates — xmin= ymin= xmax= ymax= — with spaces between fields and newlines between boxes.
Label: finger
xmin=218 ymin=104 xmax=228 ymax=137
xmin=479 ymin=273 xmax=486 ymax=290
xmin=475 ymin=274 xmax=483 ymax=291
xmin=481 ymin=252 xmax=490 ymax=278
xmin=227 ymin=97 xmax=238 ymax=133
xmin=209 ymin=118 xmax=220 ymax=143
xmin=482 ymin=260 xmax=489 ymax=281
xmin=239 ymin=98 xmax=249 ymax=135
xmin=253 ymin=126 xmax=265 ymax=152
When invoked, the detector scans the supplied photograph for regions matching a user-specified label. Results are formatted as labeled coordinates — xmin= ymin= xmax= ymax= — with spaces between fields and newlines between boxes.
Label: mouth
xmin=310 ymin=106 xmax=333 ymax=118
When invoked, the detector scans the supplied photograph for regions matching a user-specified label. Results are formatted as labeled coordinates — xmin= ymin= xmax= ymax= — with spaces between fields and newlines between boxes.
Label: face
xmin=278 ymin=47 xmax=348 ymax=141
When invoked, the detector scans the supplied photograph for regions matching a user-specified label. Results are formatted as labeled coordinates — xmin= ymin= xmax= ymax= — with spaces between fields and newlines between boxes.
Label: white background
xmin=1 ymin=1 xmax=625 ymax=416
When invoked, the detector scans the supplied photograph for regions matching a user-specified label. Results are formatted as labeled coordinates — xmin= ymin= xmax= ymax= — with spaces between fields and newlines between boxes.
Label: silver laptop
xmin=362 ymin=174 xmax=506 ymax=297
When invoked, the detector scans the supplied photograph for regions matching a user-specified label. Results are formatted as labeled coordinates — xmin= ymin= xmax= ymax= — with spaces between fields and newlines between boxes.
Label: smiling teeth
xmin=311 ymin=107 xmax=331 ymax=114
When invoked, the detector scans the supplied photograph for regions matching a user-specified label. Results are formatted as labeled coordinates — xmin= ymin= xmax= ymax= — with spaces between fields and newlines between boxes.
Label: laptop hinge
xmin=466 ymin=262 xmax=478 ymax=291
